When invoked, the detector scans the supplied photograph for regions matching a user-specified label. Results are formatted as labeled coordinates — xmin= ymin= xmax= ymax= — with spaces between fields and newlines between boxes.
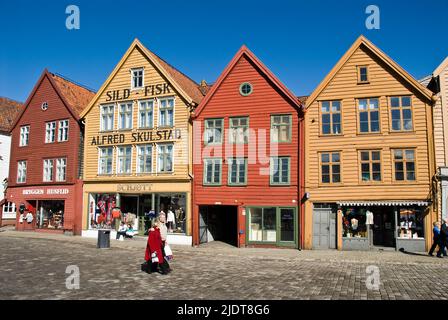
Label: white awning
xmin=337 ymin=200 xmax=429 ymax=207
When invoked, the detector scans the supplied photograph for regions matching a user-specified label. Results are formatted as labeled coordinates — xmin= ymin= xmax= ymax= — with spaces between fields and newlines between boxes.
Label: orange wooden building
xmin=192 ymin=46 xmax=305 ymax=248
xmin=303 ymin=36 xmax=436 ymax=252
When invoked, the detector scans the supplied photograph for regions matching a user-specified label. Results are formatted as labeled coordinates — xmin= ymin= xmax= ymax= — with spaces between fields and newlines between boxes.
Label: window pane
xmin=321 ymin=101 xmax=330 ymax=113
xmin=321 ymin=153 xmax=330 ymax=163
xmin=401 ymin=97 xmax=411 ymax=107
xmin=262 ymin=208 xmax=277 ymax=242
xmin=361 ymin=152 xmax=370 ymax=161
xmin=332 ymin=101 xmax=341 ymax=112
xmin=332 ymin=174 xmax=341 ymax=183
xmin=371 ymin=152 xmax=380 ymax=161
xmin=369 ymin=99 xmax=378 ymax=110
xmin=249 ymin=208 xmax=263 ymax=241
xmin=280 ymin=208 xmax=295 ymax=242
xmin=332 ymin=153 xmax=340 ymax=163
xmin=321 ymin=165 xmax=330 ymax=175
xmin=358 ymin=100 xmax=368 ymax=111
xmin=405 ymin=150 xmax=415 ymax=160
xmin=391 ymin=97 xmax=400 ymax=108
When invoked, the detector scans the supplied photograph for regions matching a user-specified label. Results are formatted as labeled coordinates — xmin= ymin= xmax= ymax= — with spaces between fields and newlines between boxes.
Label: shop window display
xmin=342 ymin=207 xmax=368 ymax=238
xmin=248 ymin=207 xmax=277 ymax=242
xmin=89 ymin=194 xmax=117 ymax=229
xmin=397 ymin=207 xmax=425 ymax=239
xmin=157 ymin=193 xmax=186 ymax=234
xmin=36 ymin=200 xmax=65 ymax=230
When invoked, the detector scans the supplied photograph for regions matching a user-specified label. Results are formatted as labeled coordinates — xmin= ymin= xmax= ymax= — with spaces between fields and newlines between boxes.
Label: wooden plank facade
xmin=304 ymin=36 xmax=436 ymax=251
xmin=6 ymin=70 xmax=95 ymax=235
xmin=80 ymin=39 xmax=205 ymax=244
xmin=191 ymin=46 xmax=304 ymax=248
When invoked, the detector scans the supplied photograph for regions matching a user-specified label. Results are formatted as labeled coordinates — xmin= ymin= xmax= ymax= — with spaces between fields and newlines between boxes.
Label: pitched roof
xmin=306 ymin=35 xmax=434 ymax=107
xmin=80 ymin=39 xmax=206 ymax=118
xmin=50 ymin=73 xmax=96 ymax=117
xmin=10 ymin=70 xmax=96 ymax=131
xmin=0 ymin=97 xmax=23 ymax=133
xmin=433 ymin=57 xmax=448 ymax=76
xmin=193 ymin=45 xmax=302 ymax=118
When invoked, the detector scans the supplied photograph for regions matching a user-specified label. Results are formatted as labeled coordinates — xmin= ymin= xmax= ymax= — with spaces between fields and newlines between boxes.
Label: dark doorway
xmin=372 ymin=207 xmax=395 ymax=247
xmin=199 ymin=205 xmax=238 ymax=247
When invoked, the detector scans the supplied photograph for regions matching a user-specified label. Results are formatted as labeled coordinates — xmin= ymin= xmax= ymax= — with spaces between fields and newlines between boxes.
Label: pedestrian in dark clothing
xmin=429 ymin=221 xmax=440 ymax=256
xmin=437 ymin=220 xmax=448 ymax=258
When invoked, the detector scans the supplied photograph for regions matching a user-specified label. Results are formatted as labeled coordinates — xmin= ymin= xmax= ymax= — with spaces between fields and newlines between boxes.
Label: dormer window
xmin=358 ymin=66 xmax=369 ymax=84
xmin=131 ymin=68 xmax=144 ymax=89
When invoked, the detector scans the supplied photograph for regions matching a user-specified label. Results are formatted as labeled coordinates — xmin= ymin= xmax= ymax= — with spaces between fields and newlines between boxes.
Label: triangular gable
xmin=193 ymin=45 xmax=302 ymax=118
xmin=10 ymin=69 xmax=85 ymax=132
xmin=434 ymin=57 xmax=448 ymax=77
xmin=80 ymin=39 xmax=202 ymax=118
xmin=306 ymin=35 xmax=434 ymax=108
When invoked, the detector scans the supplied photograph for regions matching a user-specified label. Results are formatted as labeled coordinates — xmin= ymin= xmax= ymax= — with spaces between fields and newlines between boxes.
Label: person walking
xmin=429 ymin=221 xmax=440 ymax=256
xmin=438 ymin=220 xmax=448 ymax=258
xmin=144 ymin=221 xmax=171 ymax=275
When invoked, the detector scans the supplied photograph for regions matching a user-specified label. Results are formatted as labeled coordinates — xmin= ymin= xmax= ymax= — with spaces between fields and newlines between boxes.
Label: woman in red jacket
xmin=144 ymin=221 xmax=171 ymax=275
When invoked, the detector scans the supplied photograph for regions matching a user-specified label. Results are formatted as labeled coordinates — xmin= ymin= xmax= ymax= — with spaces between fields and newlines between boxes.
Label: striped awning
xmin=337 ymin=200 xmax=430 ymax=207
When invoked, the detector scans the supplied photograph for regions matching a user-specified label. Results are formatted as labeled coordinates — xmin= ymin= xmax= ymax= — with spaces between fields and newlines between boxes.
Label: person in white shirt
xmin=167 ymin=207 xmax=175 ymax=233
xmin=25 ymin=212 xmax=34 ymax=224
xmin=116 ymin=222 xmax=127 ymax=240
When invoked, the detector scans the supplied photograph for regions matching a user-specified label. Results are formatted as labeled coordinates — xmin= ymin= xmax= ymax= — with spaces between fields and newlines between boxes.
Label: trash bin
xmin=97 ymin=229 xmax=111 ymax=249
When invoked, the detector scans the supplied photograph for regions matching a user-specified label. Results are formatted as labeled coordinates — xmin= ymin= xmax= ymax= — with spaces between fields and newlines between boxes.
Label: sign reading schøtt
xmin=22 ymin=188 xmax=70 ymax=195
xmin=117 ymin=184 xmax=152 ymax=192
xmin=90 ymin=128 xmax=182 ymax=146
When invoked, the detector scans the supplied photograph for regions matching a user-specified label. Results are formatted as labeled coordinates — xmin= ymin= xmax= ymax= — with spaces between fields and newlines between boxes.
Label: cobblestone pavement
xmin=0 ymin=230 xmax=448 ymax=300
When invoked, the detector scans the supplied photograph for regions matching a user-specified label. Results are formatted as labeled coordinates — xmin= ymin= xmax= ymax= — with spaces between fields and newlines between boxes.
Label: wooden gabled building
xmin=304 ymin=36 xmax=436 ymax=252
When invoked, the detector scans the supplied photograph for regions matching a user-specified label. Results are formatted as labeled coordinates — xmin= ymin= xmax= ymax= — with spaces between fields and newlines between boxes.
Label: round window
xmin=41 ymin=102 xmax=48 ymax=111
xmin=239 ymin=82 xmax=253 ymax=96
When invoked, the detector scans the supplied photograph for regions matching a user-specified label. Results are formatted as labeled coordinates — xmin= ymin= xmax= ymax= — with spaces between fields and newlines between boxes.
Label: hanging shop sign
xmin=105 ymin=83 xmax=172 ymax=102
xmin=90 ymin=128 xmax=182 ymax=146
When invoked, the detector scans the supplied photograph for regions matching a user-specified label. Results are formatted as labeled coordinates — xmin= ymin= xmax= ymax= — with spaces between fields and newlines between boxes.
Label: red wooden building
xmin=192 ymin=46 xmax=305 ymax=248
xmin=6 ymin=69 xmax=95 ymax=235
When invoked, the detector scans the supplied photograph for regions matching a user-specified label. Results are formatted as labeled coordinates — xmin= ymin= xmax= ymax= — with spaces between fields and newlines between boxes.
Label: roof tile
xmin=0 ymin=97 xmax=23 ymax=133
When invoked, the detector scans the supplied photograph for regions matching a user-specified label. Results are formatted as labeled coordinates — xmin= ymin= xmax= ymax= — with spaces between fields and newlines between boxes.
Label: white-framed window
xmin=131 ymin=68 xmax=144 ymax=90
xmin=271 ymin=115 xmax=292 ymax=143
xmin=19 ymin=126 xmax=30 ymax=147
xmin=137 ymin=145 xmax=152 ymax=174
xmin=204 ymin=118 xmax=223 ymax=145
xmin=159 ymin=97 xmax=174 ymax=127
xmin=138 ymin=100 xmax=154 ymax=129
xmin=43 ymin=159 xmax=54 ymax=182
xmin=56 ymin=158 xmax=67 ymax=182
xmin=118 ymin=102 xmax=133 ymax=130
xmin=2 ymin=201 xmax=16 ymax=219
xmin=58 ymin=119 xmax=69 ymax=142
xmin=98 ymin=147 xmax=114 ymax=175
xmin=100 ymin=104 xmax=115 ymax=131
xmin=203 ymin=158 xmax=222 ymax=185
xmin=45 ymin=122 xmax=56 ymax=143
xmin=228 ymin=158 xmax=247 ymax=185
xmin=117 ymin=146 xmax=132 ymax=174
xmin=157 ymin=144 xmax=173 ymax=173
xmin=229 ymin=117 xmax=249 ymax=144
xmin=17 ymin=161 xmax=27 ymax=183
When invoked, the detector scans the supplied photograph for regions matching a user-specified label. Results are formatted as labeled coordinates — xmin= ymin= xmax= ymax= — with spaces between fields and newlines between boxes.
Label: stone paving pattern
xmin=0 ymin=230 xmax=447 ymax=300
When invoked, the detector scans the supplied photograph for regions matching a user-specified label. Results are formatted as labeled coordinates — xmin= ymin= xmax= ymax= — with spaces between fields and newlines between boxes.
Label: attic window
xmin=358 ymin=66 xmax=369 ymax=84
xmin=41 ymin=102 xmax=49 ymax=111
xmin=239 ymin=82 xmax=253 ymax=96
xmin=131 ymin=68 xmax=144 ymax=89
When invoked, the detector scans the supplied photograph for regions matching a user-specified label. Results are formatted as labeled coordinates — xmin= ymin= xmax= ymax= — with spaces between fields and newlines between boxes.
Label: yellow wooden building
xmin=304 ymin=36 xmax=436 ymax=252
xmin=80 ymin=39 xmax=206 ymax=244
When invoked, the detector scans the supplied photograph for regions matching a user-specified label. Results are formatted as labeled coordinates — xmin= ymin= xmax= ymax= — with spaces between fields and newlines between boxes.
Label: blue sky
xmin=1 ymin=0 xmax=447 ymax=102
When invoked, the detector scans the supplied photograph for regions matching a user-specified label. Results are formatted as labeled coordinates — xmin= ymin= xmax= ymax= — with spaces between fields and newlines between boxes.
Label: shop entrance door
xmin=372 ymin=208 xmax=396 ymax=248
xmin=313 ymin=208 xmax=336 ymax=249
xmin=121 ymin=196 xmax=139 ymax=232
xmin=198 ymin=205 xmax=238 ymax=247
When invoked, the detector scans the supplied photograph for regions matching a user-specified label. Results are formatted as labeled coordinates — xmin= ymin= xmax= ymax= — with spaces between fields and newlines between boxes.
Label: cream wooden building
xmin=80 ymin=39 xmax=206 ymax=244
